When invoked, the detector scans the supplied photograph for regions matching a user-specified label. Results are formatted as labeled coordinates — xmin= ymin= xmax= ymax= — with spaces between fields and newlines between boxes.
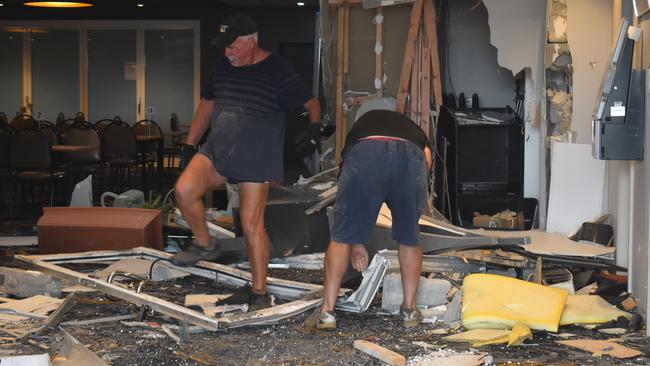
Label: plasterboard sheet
xmin=547 ymin=143 xmax=606 ymax=235
xmin=468 ymin=229 xmax=615 ymax=258
xmin=0 ymin=236 xmax=38 ymax=247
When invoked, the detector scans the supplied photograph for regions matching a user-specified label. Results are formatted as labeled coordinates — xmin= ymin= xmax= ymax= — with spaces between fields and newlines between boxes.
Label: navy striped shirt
xmin=199 ymin=54 xmax=312 ymax=182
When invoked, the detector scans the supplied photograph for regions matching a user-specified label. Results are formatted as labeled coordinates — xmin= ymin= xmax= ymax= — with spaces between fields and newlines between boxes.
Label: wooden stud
xmin=343 ymin=5 xmax=350 ymax=75
xmin=396 ymin=0 xmax=424 ymax=114
xmin=421 ymin=41 xmax=431 ymax=137
xmin=354 ymin=340 xmax=406 ymax=365
xmin=410 ymin=28 xmax=421 ymax=123
xmin=423 ymin=0 xmax=443 ymax=112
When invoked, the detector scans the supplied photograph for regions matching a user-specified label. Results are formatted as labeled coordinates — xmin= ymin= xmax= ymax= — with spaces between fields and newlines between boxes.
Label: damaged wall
xmin=442 ymin=0 xmax=515 ymax=108
xmin=482 ymin=0 xmax=547 ymax=201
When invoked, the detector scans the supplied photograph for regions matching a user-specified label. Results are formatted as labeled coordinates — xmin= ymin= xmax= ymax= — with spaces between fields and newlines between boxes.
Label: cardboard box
xmin=472 ymin=210 xmax=524 ymax=230
xmin=37 ymin=207 xmax=163 ymax=254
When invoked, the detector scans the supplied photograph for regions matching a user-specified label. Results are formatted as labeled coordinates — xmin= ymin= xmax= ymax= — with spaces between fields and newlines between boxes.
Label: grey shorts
xmin=331 ymin=139 xmax=428 ymax=246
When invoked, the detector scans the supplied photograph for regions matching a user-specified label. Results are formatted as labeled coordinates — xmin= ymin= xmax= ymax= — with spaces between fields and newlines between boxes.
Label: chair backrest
xmin=101 ymin=121 xmax=137 ymax=161
xmin=38 ymin=120 xmax=60 ymax=146
xmin=56 ymin=119 xmax=75 ymax=134
xmin=0 ymin=126 xmax=12 ymax=170
xmin=63 ymin=125 xmax=101 ymax=164
xmin=10 ymin=129 xmax=53 ymax=171
xmin=170 ymin=113 xmax=180 ymax=132
xmin=10 ymin=113 xmax=37 ymax=131
xmin=56 ymin=112 xmax=66 ymax=125
xmin=132 ymin=119 xmax=162 ymax=137
xmin=74 ymin=112 xmax=86 ymax=124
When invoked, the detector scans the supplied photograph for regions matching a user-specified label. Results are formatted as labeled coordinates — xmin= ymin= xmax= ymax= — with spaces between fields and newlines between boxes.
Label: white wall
xmin=483 ymin=0 xmax=547 ymax=202
xmin=444 ymin=0 xmax=516 ymax=108
xmin=565 ymin=0 xmax=613 ymax=143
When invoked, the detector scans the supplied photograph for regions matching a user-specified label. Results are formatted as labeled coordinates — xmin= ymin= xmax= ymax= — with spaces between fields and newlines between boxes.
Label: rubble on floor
xmin=1 ymin=210 xmax=649 ymax=365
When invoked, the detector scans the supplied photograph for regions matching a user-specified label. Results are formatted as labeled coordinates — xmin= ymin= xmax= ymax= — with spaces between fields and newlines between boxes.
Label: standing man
xmin=171 ymin=12 xmax=321 ymax=309
xmin=312 ymin=109 xmax=431 ymax=329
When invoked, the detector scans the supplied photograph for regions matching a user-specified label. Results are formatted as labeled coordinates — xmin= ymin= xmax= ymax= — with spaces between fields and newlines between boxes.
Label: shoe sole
xmin=403 ymin=319 xmax=420 ymax=328
xmin=316 ymin=322 xmax=336 ymax=330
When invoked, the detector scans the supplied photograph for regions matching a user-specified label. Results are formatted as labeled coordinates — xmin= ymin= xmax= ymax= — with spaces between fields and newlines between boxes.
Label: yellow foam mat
xmin=560 ymin=295 xmax=631 ymax=325
xmin=461 ymin=274 xmax=568 ymax=332
xmin=444 ymin=324 xmax=532 ymax=347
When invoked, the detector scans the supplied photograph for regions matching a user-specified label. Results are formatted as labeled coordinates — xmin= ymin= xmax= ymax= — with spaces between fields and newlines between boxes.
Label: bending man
xmin=315 ymin=109 xmax=431 ymax=329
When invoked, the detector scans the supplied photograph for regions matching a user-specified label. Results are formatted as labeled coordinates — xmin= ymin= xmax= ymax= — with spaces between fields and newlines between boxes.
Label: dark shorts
xmin=331 ymin=139 xmax=428 ymax=246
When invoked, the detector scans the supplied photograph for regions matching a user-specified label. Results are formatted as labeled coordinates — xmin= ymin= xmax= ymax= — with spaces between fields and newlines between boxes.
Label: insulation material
xmin=547 ymin=89 xmax=573 ymax=135
xmin=461 ymin=274 xmax=568 ymax=332
xmin=546 ymin=142 xmax=606 ymax=235
xmin=560 ymin=295 xmax=631 ymax=325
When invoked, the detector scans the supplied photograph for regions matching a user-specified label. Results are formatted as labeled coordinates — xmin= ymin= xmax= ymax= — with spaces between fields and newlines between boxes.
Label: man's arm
xmin=186 ymin=98 xmax=215 ymax=146
xmin=424 ymin=146 xmax=433 ymax=170
xmin=303 ymin=97 xmax=321 ymax=124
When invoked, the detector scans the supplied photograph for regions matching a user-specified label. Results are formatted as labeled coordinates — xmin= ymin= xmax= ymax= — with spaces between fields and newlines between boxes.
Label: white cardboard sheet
xmin=546 ymin=143 xmax=606 ymax=235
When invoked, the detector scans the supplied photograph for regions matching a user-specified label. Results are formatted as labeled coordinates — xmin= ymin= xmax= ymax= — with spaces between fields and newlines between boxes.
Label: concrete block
xmin=381 ymin=273 xmax=451 ymax=311
xmin=0 ymin=267 xmax=62 ymax=298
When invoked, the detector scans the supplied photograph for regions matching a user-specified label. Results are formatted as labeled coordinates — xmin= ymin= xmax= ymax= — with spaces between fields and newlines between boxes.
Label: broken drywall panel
xmin=545 ymin=43 xmax=571 ymax=68
xmin=547 ymin=89 xmax=573 ymax=135
xmin=565 ymin=0 xmax=613 ymax=143
xmin=445 ymin=0 xmax=515 ymax=108
xmin=546 ymin=142 xmax=606 ymax=236
xmin=548 ymin=0 xmax=568 ymax=43
xmin=381 ymin=273 xmax=450 ymax=311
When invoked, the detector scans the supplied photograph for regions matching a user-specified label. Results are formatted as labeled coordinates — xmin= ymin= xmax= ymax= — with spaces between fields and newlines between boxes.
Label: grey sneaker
xmin=317 ymin=311 xmax=337 ymax=330
xmin=401 ymin=307 xmax=421 ymax=328
xmin=304 ymin=309 xmax=336 ymax=330
xmin=170 ymin=239 xmax=222 ymax=267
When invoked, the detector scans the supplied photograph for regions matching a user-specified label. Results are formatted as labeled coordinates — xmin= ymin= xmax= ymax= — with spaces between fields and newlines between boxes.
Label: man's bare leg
xmin=398 ymin=244 xmax=422 ymax=310
xmin=237 ymin=182 xmax=270 ymax=293
xmin=175 ymin=154 xmax=227 ymax=247
xmin=350 ymin=244 xmax=369 ymax=272
xmin=321 ymin=241 xmax=352 ymax=313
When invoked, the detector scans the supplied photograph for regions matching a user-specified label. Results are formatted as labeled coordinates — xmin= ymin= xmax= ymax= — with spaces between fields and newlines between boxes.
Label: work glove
xmin=179 ymin=144 xmax=197 ymax=170
xmin=294 ymin=123 xmax=324 ymax=158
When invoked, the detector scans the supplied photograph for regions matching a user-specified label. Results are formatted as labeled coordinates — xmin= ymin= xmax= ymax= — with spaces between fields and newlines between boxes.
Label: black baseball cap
xmin=211 ymin=12 xmax=258 ymax=47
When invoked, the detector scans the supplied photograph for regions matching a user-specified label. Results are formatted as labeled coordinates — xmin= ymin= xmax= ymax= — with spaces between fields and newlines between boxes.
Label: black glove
xmin=180 ymin=144 xmax=197 ymax=170
xmin=294 ymin=123 xmax=324 ymax=158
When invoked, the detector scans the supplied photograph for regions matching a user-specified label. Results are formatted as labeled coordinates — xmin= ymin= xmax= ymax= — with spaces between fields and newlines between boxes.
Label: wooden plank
xmin=421 ymin=40 xmax=431 ymax=137
xmin=410 ymin=29 xmax=421 ymax=123
xmin=396 ymin=0 xmax=424 ymax=114
xmin=32 ymin=291 xmax=77 ymax=335
xmin=343 ymin=5 xmax=350 ymax=75
xmin=423 ymin=0 xmax=442 ymax=112
xmin=353 ymin=340 xmax=406 ymax=365
xmin=335 ymin=6 xmax=346 ymax=163
xmin=375 ymin=7 xmax=384 ymax=96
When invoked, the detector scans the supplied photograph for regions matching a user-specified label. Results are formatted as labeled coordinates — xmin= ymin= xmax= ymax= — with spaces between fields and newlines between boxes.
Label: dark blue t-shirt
xmin=199 ymin=54 xmax=312 ymax=182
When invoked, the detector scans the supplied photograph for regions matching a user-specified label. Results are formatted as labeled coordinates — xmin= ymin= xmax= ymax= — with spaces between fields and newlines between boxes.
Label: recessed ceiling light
xmin=137 ymin=3 xmax=143 ymax=7
xmin=24 ymin=1 xmax=93 ymax=7
xmin=297 ymin=1 xmax=304 ymax=6
xmin=0 ymin=4 xmax=4 ymax=6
